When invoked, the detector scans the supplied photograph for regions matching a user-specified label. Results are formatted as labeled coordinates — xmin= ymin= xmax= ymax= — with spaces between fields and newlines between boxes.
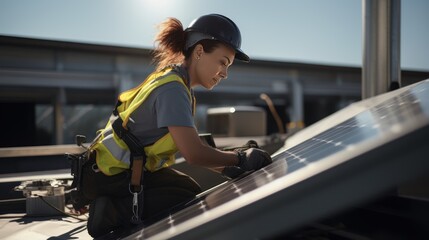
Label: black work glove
xmin=237 ymin=148 xmax=272 ymax=171
xmin=222 ymin=148 xmax=272 ymax=179
xmin=222 ymin=166 xmax=245 ymax=179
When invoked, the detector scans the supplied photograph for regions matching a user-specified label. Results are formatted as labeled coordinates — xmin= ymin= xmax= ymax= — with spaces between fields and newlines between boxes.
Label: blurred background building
xmin=0 ymin=35 xmax=428 ymax=147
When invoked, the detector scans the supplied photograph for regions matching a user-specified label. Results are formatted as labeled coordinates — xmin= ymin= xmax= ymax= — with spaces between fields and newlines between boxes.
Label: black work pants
xmin=86 ymin=167 xmax=201 ymax=238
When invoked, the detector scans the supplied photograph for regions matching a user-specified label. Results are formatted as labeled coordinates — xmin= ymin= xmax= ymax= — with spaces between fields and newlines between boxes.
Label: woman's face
xmin=192 ymin=44 xmax=235 ymax=90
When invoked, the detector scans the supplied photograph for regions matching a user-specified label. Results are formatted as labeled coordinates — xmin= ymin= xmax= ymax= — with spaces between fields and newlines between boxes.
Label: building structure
xmin=0 ymin=35 xmax=428 ymax=147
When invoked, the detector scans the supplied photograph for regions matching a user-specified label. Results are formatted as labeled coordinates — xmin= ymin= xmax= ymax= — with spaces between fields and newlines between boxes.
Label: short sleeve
xmin=154 ymin=82 xmax=194 ymax=128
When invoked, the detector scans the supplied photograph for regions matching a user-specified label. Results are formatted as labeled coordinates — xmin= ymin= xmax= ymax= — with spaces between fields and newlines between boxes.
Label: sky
xmin=0 ymin=0 xmax=428 ymax=71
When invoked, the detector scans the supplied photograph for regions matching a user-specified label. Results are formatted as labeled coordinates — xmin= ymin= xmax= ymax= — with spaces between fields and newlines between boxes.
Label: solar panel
xmin=123 ymin=79 xmax=429 ymax=240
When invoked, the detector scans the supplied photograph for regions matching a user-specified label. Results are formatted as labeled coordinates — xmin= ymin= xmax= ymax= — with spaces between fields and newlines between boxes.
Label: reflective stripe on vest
xmin=91 ymin=67 xmax=193 ymax=176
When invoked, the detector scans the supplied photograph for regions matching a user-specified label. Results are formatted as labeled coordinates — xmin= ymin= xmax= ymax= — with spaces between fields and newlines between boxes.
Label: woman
xmin=84 ymin=14 xmax=272 ymax=237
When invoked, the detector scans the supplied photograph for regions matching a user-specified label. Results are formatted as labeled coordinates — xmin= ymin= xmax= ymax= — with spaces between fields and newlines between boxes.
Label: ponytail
xmin=153 ymin=18 xmax=186 ymax=71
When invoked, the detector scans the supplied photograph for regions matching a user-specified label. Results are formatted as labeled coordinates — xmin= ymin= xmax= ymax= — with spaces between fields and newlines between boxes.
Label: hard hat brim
xmin=235 ymin=49 xmax=250 ymax=63
xmin=185 ymin=31 xmax=250 ymax=63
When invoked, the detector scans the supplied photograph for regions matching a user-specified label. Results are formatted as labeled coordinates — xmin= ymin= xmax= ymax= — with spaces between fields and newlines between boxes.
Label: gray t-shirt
xmin=127 ymin=80 xmax=195 ymax=146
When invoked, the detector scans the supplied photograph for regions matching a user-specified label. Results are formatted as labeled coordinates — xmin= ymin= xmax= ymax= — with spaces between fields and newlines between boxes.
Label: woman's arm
xmin=168 ymin=126 xmax=238 ymax=168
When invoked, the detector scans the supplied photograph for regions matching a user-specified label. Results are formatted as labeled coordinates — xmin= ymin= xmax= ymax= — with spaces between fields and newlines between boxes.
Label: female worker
xmin=84 ymin=14 xmax=272 ymax=237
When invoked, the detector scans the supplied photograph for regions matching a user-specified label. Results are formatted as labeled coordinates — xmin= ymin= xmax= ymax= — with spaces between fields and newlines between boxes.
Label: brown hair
xmin=153 ymin=18 xmax=185 ymax=71
xmin=153 ymin=18 xmax=221 ymax=71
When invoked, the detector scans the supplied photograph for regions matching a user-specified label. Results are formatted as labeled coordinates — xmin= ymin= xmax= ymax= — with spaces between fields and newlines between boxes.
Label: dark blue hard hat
xmin=185 ymin=14 xmax=250 ymax=62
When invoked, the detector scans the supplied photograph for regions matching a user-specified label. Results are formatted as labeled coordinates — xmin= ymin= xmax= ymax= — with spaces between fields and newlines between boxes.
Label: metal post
xmin=54 ymin=87 xmax=66 ymax=145
xmin=362 ymin=0 xmax=401 ymax=99
xmin=288 ymin=71 xmax=304 ymax=133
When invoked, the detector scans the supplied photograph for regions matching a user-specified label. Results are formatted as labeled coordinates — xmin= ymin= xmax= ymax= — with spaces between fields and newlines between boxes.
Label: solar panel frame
xmin=123 ymin=79 xmax=429 ymax=240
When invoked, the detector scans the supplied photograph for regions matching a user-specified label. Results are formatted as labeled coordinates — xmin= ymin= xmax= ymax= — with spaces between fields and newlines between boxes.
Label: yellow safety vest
xmin=90 ymin=67 xmax=194 ymax=176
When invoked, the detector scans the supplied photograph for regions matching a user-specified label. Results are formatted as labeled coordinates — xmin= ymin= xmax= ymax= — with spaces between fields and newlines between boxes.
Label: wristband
xmin=236 ymin=150 xmax=246 ymax=169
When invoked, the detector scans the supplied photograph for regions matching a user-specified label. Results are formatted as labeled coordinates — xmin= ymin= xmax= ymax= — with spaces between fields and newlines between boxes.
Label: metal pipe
xmin=288 ymin=72 xmax=304 ymax=132
xmin=362 ymin=0 xmax=401 ymax=99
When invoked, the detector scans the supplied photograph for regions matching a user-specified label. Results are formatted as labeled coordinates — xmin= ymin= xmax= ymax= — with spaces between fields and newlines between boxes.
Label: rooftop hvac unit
xmin=206 ymin=106 xmax=266 ymax=137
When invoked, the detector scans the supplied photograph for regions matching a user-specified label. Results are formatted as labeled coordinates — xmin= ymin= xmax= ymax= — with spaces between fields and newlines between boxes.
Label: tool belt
xmin=67 ymin=151 xmax=132 ymax=211
xmin=66 ymin=151 xmax=90 ymax=210
xmin=67 ymin=150 xmax=88 ymax=193
xmin=67 ymin=116 xmax=147 ymax=224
